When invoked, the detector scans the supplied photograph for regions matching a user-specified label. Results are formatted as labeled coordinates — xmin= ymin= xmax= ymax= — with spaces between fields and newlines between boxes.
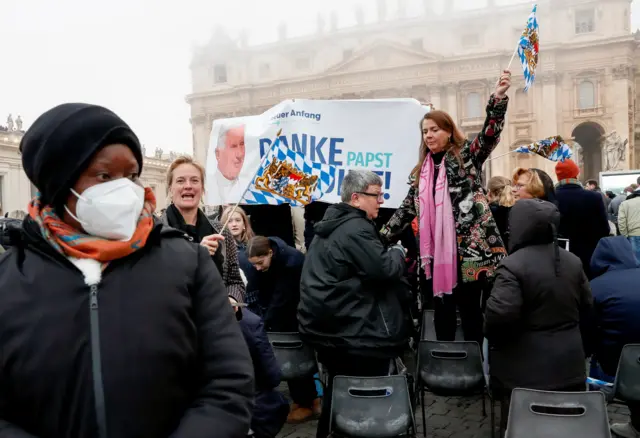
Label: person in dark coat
xmin=554 ymin=159 xmax=611 ymax=279
xmin=485 ymin=199 xmax=593 ymax=431
xmin=487 ymin=176 xmax=515 ymax=252
xmin=299 ymin=170 xmax=410 ymax=438
xmin=236 ymin=306 xmax=289 ymax=438
xmin=161 ymin=156 xmax=245 ymax=303
xmin=0 ymin=103 xmax=254 ymax=438
xmin=589 ymin=236 xmax=640 ymax=437
xmin=241 ymin=235 xmax=320 ymax=424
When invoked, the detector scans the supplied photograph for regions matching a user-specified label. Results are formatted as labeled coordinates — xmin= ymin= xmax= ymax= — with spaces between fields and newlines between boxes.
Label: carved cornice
xmin=540 ymin=72 xmax=561 ymax=85
xmin=613 ymin=64 xmax=633 ymax=80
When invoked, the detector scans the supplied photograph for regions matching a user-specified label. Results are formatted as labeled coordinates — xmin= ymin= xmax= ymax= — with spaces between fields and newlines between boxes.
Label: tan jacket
xmin=618 ymin=195 xmax=640 ymax=237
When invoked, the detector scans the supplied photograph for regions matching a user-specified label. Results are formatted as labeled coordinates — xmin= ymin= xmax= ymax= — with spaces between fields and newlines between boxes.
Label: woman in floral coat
xmin=381 ymin=70 xmax=512 ymax=345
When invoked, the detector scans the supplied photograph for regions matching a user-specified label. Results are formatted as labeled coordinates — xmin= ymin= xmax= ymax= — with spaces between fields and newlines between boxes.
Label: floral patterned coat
xmin=381 ymin=94 xmax=509 ymax=283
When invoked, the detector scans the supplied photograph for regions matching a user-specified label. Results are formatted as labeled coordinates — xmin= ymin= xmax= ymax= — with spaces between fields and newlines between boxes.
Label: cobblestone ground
xmin=276 ymin=392 xmax=631 ymax=438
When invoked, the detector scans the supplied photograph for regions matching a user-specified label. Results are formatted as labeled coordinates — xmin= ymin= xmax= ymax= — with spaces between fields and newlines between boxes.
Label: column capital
xmin=613 ymin=64 xmax=633 ymax=80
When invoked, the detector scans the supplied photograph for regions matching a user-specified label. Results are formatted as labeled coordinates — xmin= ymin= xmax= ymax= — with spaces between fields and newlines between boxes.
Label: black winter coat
xmin=555 ymin=182 xmax=610 ymax=279
xmin=0 ymin=217 xmax=254 ymax=438
xmin=298 ymin=203 xmax=409 ymax=358
xmin=589 ymin=236 xmax=640 ymax=376
xmin=240 ymin=237 xmax=304 ymax=332
xmin=485 ymin=199 xmax=593 ymax=391
xmin=238 ymin=309 xmax=288 ymax=438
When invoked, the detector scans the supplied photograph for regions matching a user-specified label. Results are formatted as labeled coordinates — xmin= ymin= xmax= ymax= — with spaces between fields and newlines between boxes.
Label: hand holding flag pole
xmin=220 ymin=128 xmax=283 ymax=232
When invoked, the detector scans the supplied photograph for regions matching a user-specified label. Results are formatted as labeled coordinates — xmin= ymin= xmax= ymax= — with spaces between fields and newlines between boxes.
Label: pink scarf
xmin=418 ymin=154 xmax=458 ymax=297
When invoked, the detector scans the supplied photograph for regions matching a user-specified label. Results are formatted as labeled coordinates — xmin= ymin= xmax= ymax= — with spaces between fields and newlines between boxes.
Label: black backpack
xmin=0 ymin=218 xmax=22 ymax=249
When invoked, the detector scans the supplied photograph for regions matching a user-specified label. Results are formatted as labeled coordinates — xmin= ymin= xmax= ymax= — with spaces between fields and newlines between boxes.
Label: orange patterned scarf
xmin=28 ymin=187 xmax=156 ymax=264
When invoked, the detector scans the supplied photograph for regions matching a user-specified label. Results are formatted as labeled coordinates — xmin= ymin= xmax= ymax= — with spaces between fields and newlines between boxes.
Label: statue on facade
xmin=603 ymin=131 xmax=628 ymax=171
xmin=329 ymin=10 xmax=338 ymax=31
xmin=6 ymin=114 xmax=14 ymax=131
xmin=355 ymin=5 xmax=364 ymax=25
xmin=398 ymin=0 xmax=408 ymax=18
xmin=142 ymin=146 xmax=147 ymax=157
xmin=154 ymin=147 xmax=163 ymax=159
xmin=570 ymin=140 xmax=584 ymax=175
xmin=377 ymin=0 xmax=387 ymax=21
xmin=316 ymin=13 xmax=325 ymax=33
xmin=15 ymin=115 xmax=22 ymax=131
xmin=169 ymin=151 xmax=177 ymax=161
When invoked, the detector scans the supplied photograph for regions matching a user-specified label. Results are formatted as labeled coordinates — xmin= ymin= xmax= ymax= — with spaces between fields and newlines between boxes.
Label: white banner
xmin=205 ymin=98 xmax=429 ymax=208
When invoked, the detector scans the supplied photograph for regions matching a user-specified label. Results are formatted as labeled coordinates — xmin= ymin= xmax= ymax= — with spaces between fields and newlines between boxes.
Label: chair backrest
xmin=417 ymin=340 xmax=484 ymax=395
xmin=614 ymin=344 xmax=640 ymax=403
xmin=505 ymin=388 xmax=611 ymax=438
xmin=330 ymin=375 xmax=415 ymax=438
xmin=420 ymin=310 xmax=463 ymax=341
xmin=267 ymin=332 xmax=318 ymax=381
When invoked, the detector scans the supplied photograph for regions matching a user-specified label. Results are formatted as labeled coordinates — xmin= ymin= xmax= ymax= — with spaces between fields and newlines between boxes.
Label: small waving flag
xmin=244 ymin=138 xmax=336 ymax=207
xmin=517 ymin=4 xmax=540 ymax=91
xmin=515 ymin=135 xmax=572 ymax=162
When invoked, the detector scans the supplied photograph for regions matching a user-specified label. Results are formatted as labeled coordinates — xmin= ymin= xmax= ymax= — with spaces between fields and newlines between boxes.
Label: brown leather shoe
xmin=312 ymin=398 xmax=322 ymax=417
xmin=286 ymin=407 xmax=314 ymax=424
xmin=288 ymin=403 xmax=300 ymax=413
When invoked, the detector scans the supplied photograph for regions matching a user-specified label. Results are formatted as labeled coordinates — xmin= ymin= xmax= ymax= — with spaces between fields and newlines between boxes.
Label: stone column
xmin=610 ymin=64 xmax=633 ymax=170
xmin=445 ymin=84 xmax=458 ymax=124
xmin=428 ymin=86 xmax=442 ymax=109
xmin=540 ymin=72 xmax=559 ymax=137
xmin=191 ymin=114 xmax=211 ymax=166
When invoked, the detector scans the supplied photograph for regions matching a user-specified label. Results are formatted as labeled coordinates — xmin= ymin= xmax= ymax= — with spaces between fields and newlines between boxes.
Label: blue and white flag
xmin=515 ymin=135 xmax=572 ymax=162
xmin=244 ymin=137 xmax=336 ymax=207
xmin=517 ymin=4 xmax=540 ymax=92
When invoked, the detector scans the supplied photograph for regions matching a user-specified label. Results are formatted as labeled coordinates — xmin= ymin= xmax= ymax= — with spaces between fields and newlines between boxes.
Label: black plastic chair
xmin=613 ymin=344 xmax=640 ymax=404
xmin=419 ymin=310 xmax=463 ymax=342
xmin=416 ymin=340 xmax=494 ymax=437
xmin=267 ymin=332 xmax=318 ymax=381
xmin=505 ymin=388 xmax=611 ymax=438
xmin=329 ymin=375 xmax=416 ymax=437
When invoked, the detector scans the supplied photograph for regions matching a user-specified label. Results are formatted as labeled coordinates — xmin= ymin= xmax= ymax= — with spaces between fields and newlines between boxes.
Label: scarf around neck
xmin=418 ymin=154 xmax=458 ymax=297
xmin=165 ymin=203 xmax=214 ymax=244
xmin=28 ymin=187 xmax=156 ymax=265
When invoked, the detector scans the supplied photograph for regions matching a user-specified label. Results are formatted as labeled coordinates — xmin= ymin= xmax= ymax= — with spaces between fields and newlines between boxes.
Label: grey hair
xmin=216 ymin=124 xmax=244 ymax=150
xmin=340 ymin=170 xmax=383 ymax=202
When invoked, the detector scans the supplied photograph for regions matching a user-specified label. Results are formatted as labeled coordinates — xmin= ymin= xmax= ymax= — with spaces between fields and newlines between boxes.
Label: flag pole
xmin=506 ymin=44 xmax=519 ymax=70
xmin=220 ymin=128 xmax=283 ymax=232
xmin=486 ymin=149 xmax=517 ymax=162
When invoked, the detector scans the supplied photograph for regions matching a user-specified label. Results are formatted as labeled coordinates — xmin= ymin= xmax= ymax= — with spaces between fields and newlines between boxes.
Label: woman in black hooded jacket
xmin=484 ymin=199 xmax=593 ymax=431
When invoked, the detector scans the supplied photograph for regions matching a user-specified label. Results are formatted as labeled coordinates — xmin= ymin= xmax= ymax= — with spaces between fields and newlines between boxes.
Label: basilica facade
xmin=187 ymin=0 xmax=639 ymax=185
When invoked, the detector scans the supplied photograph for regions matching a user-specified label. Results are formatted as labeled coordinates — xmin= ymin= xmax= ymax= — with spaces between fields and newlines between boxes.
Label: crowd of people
xmin=0 ymin=68 xmax=638 ymax=438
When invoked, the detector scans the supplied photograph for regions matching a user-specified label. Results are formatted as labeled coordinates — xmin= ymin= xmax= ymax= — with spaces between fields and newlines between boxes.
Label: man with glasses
xmin=298 ymin=170 xmax=410 ymax=438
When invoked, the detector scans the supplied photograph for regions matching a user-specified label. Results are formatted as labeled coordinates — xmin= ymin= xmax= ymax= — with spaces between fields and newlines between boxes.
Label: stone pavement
xmin=277 ymin=392 xmax=631 ymax=438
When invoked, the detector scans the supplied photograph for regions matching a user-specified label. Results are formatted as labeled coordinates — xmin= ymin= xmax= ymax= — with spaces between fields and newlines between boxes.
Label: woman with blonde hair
xmin=487 ymin=176 xmax=515 ymax=251
xmin=512 ymin=167 xmax=557 ymax=204
xmin=162 ymin=155 xmax=245 ymax=303
xmin=381 ymin=70 xmax=512 ymax=345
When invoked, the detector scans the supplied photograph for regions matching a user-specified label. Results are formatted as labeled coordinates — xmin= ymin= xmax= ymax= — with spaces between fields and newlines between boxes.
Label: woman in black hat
xmin=0 ymin=103 xmax=254 ymax=438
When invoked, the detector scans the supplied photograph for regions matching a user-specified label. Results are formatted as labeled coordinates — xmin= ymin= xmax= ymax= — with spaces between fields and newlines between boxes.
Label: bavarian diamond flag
xmin=517 ymin=4 xmax=539 ymax=92
xmin=244 ymin=136 xmax=336 ymax=207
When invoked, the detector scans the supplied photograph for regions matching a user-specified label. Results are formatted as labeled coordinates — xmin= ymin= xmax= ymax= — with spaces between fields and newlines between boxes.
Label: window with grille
xmin=575 ymin=9 xmax=595 ymax=34
xmin=466 ymin=92 xmax=482 ymax=118
xmin=461 ymin=33 xmax=479 ymax=47
xmin=295 ymin=57 xmax=310 ymax=70
xmin=578 ymin=80 xmax=596 ymax=109
xmin=213 ymin=64 xmax=227 ymax=84
xmin=259 ymin=63 xmax=271 ymax=78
